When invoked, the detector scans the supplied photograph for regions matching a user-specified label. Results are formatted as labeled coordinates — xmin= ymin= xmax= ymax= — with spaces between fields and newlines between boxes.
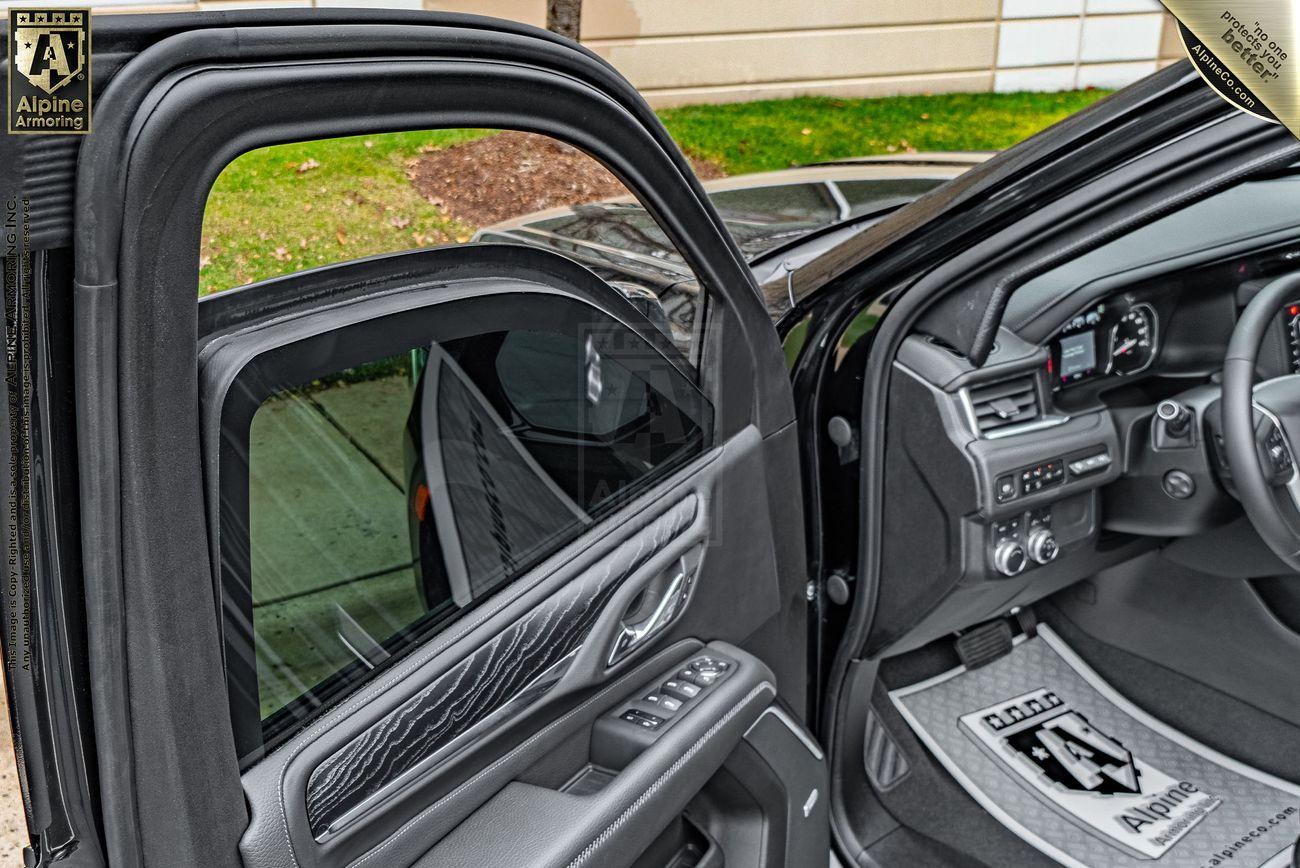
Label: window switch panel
xmin=592 ymin=651 xmax=738 ymax=769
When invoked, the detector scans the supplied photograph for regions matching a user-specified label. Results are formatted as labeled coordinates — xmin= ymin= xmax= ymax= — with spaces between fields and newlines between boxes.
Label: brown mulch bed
xmin=0 ymin=691 xmax=24 ymax=863
xmin=406 ymin=131 xmax=725 ymax=227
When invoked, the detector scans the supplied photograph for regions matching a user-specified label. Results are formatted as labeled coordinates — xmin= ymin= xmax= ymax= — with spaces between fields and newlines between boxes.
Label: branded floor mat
xmin=890 ymin=626 xmax=1299 ymax=868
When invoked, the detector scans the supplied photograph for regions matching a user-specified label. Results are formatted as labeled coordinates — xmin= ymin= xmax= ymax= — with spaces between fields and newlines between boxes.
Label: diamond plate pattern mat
xmin=890 ymin=625 xmax=1299 ymax=867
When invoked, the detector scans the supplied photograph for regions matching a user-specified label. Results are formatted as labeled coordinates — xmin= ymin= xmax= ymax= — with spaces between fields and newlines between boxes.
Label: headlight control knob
xmin=993 ymin=541 xmax=1027 ymax=577
xmin=1027 ymin=528 xmax=1059 ymax=565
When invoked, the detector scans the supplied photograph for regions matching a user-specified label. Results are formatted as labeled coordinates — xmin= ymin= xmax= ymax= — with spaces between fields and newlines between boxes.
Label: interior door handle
xmin=607 ymin=560 xmax=690 ymax=666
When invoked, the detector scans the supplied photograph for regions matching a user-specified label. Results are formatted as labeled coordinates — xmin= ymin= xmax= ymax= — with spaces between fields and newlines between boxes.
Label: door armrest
xmin=414 ymin=641 xmax=775 ymax=868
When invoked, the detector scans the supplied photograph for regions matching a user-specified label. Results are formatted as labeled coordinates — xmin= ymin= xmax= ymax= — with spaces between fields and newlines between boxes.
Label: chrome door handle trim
xmin=607 ymin=564 xmax=688 ymax=666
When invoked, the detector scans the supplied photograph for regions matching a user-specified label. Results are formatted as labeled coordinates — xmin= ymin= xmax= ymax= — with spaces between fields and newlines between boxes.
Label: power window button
xmin=662 ymin=679 xmax=701 ymax=700
xmin=643 ymin=693 xmax=682 ymax=714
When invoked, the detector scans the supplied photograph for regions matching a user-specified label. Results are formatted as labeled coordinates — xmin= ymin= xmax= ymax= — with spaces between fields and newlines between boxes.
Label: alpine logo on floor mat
xmin=890 ymin=626 xmax=1300 ymax=868
xmin=963 ymin=687 xmax=1221 ymax=859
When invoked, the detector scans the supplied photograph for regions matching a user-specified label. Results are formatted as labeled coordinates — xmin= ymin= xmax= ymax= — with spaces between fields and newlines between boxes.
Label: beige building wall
xmin=16 ymin=0 xmax=1187 ymax=106
xmin=430 ymin=0 xmax=1185 ymax=105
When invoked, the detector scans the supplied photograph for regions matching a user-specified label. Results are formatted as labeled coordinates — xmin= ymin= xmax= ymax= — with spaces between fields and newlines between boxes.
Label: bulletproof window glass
xmin=219 ymin=293 xmax=711 ymax=761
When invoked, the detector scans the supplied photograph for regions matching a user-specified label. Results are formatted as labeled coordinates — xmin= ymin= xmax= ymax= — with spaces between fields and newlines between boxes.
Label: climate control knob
xmin=993 ymin=541 xmax=1027 ymax=577
xmin=1027 ymin=529 xmax=1059 ymax=565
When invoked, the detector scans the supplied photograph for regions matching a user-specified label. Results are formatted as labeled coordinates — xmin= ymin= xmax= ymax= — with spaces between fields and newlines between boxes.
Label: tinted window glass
xmin=226 ymin=297 xmax=710 ymax=755
xmin=495 ymin=330 xmax=649 ymax=435
xmin=834 ymin=177 xmax=946 ymax=218
xmin=710 ymin=183 xmax=839 ymax=225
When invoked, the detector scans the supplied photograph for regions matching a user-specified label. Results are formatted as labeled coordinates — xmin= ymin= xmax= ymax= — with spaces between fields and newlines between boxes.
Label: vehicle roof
xmin=473 ymin=154 xmax=986 ymax=323
xmin=481 ymin=156 xmax=980 ymax=231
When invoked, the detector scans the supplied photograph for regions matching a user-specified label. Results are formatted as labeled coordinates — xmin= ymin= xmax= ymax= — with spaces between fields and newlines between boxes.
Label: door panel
xmin=209 ymin=250 xmax=800 ymax=868
xmin=239 ymin=468 xmax=754 ymax=867
xmin=0 ymin=11 xmax=812 ymax=866
xmin=201 ymin=246 xmax=783 ymax=868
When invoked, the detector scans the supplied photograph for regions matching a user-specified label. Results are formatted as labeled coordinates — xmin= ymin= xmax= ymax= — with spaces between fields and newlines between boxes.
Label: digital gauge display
xmin=1051 ymin=303 xmax=1105 ymax=387
xmin=1050 ymin=299 xmax=1159 ymax=390
xmin=1058 ymin=331 xmax=1097 ymax=381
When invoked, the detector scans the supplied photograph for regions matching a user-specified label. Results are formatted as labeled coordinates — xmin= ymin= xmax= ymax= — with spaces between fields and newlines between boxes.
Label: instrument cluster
xmin=1049 ymin=298 xmax=1158 ymax=391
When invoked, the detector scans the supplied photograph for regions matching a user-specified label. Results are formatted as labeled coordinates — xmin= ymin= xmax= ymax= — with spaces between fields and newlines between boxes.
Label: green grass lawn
xmin=201 ymin=129 xmax=488 ymax=293
xmin=200 ymin=90 xmax=1112 ymax=295
xmin=658 ymin=90 xmax=1111 ymax=175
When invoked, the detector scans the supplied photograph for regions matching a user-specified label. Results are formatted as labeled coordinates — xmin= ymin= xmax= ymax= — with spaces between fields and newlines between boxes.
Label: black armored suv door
xmin=0 ymin=10 xmax=824 ymax=868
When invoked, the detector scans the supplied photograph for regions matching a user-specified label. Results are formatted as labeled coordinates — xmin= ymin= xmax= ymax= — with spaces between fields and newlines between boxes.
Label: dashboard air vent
xmin=968 ymin=376 xmax=1041 ymax=435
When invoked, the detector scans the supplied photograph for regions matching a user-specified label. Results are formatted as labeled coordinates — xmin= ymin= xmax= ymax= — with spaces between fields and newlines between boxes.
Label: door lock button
xmin=619 ymin=709 xmax=665 ymax=730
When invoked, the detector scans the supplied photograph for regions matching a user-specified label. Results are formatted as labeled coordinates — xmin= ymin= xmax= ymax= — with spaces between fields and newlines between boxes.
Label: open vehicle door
xmin=0 ymin=11 xmax=825 ymax=867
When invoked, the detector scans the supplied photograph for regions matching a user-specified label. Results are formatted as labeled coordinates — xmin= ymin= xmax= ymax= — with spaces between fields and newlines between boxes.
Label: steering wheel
xmin=1223 ymin=272 xmax=1300 ymax=571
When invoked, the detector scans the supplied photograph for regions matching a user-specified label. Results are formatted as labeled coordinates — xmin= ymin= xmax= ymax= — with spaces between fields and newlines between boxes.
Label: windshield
xmin=527 ymin=176 xmax=948 ymax=263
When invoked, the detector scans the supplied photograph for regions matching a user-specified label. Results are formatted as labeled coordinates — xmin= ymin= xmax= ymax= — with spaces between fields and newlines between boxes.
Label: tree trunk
xmin=546 ymin=0 xmax=582 ymax=42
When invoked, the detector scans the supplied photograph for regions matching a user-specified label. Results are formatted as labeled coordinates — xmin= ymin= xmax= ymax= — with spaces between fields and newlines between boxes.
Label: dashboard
xmin=869 ymin=171 xmax=1300 ymax=656
xmin=882 ymin=241 xmax=1300 ymax=655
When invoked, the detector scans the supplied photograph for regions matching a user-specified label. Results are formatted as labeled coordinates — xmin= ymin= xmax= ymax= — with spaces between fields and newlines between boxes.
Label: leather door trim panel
xmin=304 ymin=495 xmax=699 ymax=838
